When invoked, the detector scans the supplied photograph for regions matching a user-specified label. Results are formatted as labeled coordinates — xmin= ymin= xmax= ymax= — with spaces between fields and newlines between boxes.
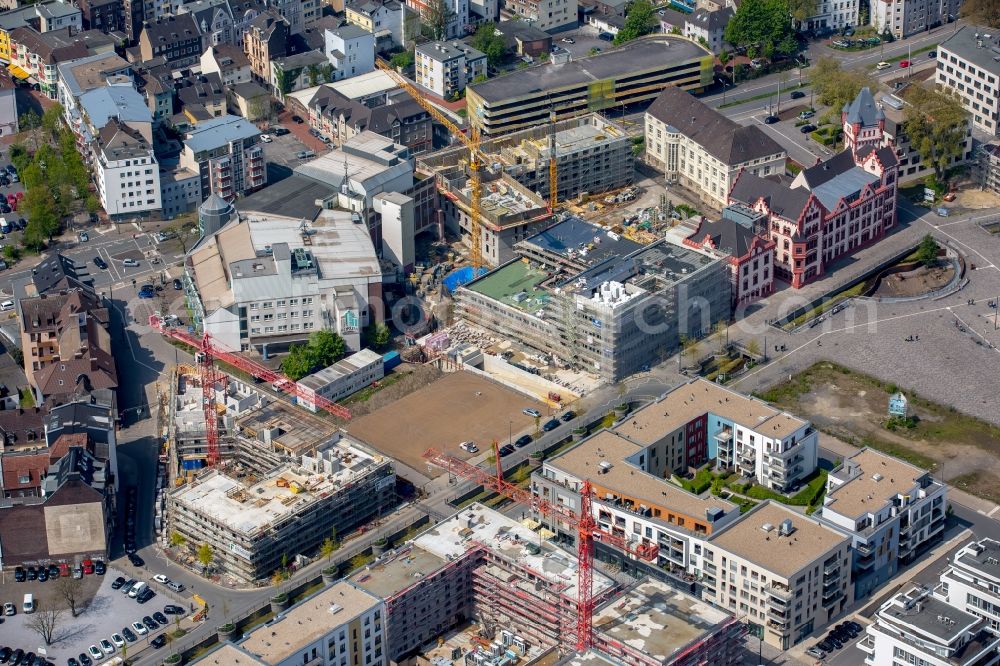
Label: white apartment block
xmin=858 ymin=587 xmax=1000 ymax=666
xmin=325 ymin=24 xmax=377 ymax=81
xmin=701 ymin=502 xmax=854 ymax=650
xmin=93 ymin=120 xmax=162 ymax=218
xmin=801 ymin=0 xmax=858 ymax=32
xmin=821 ymin=448 xmax=947 ymax=600
xmin=415 ymin=40 xmax=486 ymax=99
xmin=936 ymin=539 xmax=1000 ymax=630
xmin=936 ymin=27 xmax=1000 ymax=136
xmin=645 ymin=86 xmax=786 ymax=209
xmin=872 ymin=0 xmax=960 ymax=39
xmin=405 ymin=0 xmax=468 ymax=38
xmin=239 ymin=582 xmax=386 ymax=666
xmin=503 ymin=0 xmax=576 ymax=32
xmin=296 ymin=348 xmax=384 ymax=412
xmin=180 ymin=114 xmax=265 ymax=202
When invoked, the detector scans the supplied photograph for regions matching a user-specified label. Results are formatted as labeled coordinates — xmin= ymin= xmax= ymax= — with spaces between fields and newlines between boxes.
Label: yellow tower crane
xmin=548 ymin=108 xmax=558 ymax=214
xmin=374 ymin=58 xmax=483 ymax=270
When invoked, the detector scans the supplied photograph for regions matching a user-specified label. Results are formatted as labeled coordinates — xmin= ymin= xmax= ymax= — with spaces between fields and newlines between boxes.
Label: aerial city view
xmin=1 ymin=0 xmax=1000 ymax=662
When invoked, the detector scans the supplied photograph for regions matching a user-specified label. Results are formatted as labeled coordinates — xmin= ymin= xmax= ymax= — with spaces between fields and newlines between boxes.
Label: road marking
xmin=922 ymin=216 xmax=997 ymax=269
xmin=989 ymin=506 xmax=999 ymax=517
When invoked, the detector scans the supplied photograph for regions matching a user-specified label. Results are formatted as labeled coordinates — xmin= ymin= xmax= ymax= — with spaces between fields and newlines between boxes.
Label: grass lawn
xmin=18 ymin=387 xmax=34 ymax=408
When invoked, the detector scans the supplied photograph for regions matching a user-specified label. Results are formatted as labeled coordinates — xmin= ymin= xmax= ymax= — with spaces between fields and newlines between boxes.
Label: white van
xmin=0 ymin=300 xmax=14 ymax=312
xmin=128 ymin=581 xmax=147 ymax=598
xmin=23 ymin=593 xmax=34 ymax=613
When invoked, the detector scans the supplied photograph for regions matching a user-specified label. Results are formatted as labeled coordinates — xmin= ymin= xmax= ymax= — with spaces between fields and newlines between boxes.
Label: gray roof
xmin=689 ymin=6 xmax=733 ymax=31
xmin=416 ymin=40 xmax=485 ymax=63
xmin=184 ymin=114 xmax=260 ymax=152
xmin=57 ymin=52 xmax=131 ymax=99
xmin=798 ymin=149 xmax=858 ymax=189
xmin=843 ymin=87 xmax=883 ymax=127
xmin=523 ymin=216 xmax=641 ymax=266
xmin=808 ymin=167 xmax=879 ymax=210
xmin=939 ymin=25 xmax=1000 ymax=77
xmin=469 ymin=36 xmax=708 ymax=103
xmin=495 ymin=19 xmax=549 ymax=42
xmin=328 ymin=23 xmax=371 ymax=39
xmin=729 ymin=172 xmax=812 ymax=221
xmin=273 ymin=49 xmax=327 ymax=69
xmin=647 ymin=85 xmax=785 ymax=165
xmin=236 ymin=173 xmax=336 ymax=219
xmin=142 ymin=14 xmax=201 ymax=45
xmin=97 ymin=119 xmax=152 ymax=161
xmin=686 ymin=216 xmax=765 ymax=258
xmin=880 ymin=592 xmax=979 ymax=643
xmin=79 ymin=83 xmax=152 ymax=130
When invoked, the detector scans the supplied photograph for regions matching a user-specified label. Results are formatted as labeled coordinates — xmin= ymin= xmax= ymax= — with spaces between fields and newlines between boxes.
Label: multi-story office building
xmin=729 ymin=146 xmax=898 ymax=288
xmin=239 ymin=582 xmax=386 ymax=666
xmin=467 ymin=35 xmax=712 ymax=136
xmin=415 ymin=40 xmax=485 ymax=99
xmin=645 ymin=85 xmax=786 ymax=209
xmin=858 ymin=586 xmax=1000 ymax=666
xmin=936 ymin=26 xmax=1000 ymax=136
xmin=457 ymin=217 xmax=730 ymax=381
xmin=701 ymin=502 xmax=853 ymax=650
xmin=167 ymin=435 xmax=395 ymax=582
xmin=503 ymin=0 xmax=576 ymax=31
xmin=93 ymin=119 xmax=162 ymax=218
xmin=296 ymin=349 xmax=384 ymax=412
xmin=935 ymin=539 xmax=1000 ymax=630
xmin=185 ymin=209 xmax=381 ymax=353
xmin=180 ymin=114 xmax=265 ymax=202
xmin=873 ymin=0 xmax=959 ymax=39
xmin=821 ymin=448 xmax=947 ymax=599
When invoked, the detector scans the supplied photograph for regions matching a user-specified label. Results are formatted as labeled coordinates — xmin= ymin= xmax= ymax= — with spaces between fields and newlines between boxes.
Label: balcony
xmin=822 ymin=588 xmax=843 ymax=606
xmin=856 ymin=541 xmax=875 ymax=556
xmin=823 ymin=562 xmax=841 ymax=577
xmin=769 ymin=584 xmax=793 ymax=602
xmin=767 ymin=617 xmax=788 ymax=630
xmin=857 ymin=635 xmax=874 ymax=654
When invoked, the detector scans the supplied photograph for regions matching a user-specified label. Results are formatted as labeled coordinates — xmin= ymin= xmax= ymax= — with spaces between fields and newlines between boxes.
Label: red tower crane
xmin=423 ymin=444 xmax=659 ymax=652
xmin=150 ymin=316 xmax=351 ymax=465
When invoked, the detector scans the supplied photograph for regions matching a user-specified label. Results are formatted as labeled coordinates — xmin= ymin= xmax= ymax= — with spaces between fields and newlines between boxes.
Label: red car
xmin=899 ymin=60 xmax=910 ymax=67
xmin=82 ymin=559 xmax=94 ymax=575
xmin=59 ymin=562 xmax=71 ymax=577
xmin=15 ymin=191 xmax=23 ymax=200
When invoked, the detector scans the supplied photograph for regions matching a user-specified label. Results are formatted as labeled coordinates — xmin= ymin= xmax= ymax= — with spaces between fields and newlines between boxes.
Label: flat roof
xmin=824 ymin=448 xmax=934 ymax=519
xmin=549 ymin=430 xmax=736 ymax=521
xmin=939 ymin=25 xmax=1000 ymax=77
xmin=298 ymin=349 xmax=384 ymax=390
xmin=523 ymin=217 xmax=641 ymax=266
xmin=413 ymin=504 xmax=614 ymax=600
xmin=329 ymin=69 xmax=397 ymax=100
xmin=192 ymin=643 xmax=268 ymax=666
xmin=466 ymin=259 xmax=551 ymax=315
xmin=349 ymin=544 xmax=447 ymax=599
xmin=708 ymin=502 xmax=849 ymax=579
xmin=613 ymin=378 xmax=808 ymax=445
xmin=592 ymin=579 xmax=734 ymax=662
xmin=235 ymin=400 xmax=338 ymax=455
xmin=237 ymin=173 xmax=336 ymax=220
xmin=878 ymin=589 xmax=979 ymax=644
xmin=169 ymin=437 xmax=381 ymax=536
xmin=240 ymin=582 xmax=381 ymax=661
xmin=954 ymin=539 xmax=1000 ymax=582
xmin=469 ymin=36 xmax=709 ymax=103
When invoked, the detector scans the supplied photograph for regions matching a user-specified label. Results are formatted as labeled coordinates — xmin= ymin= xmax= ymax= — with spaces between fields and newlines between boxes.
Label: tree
xmin=365 ymin=322 xmax=391 ymax=350
xmin=320 ymin=537 xmax=337 ymax=561
xmin=786 ymin=0 xmax=818 ymax=26
xmin=744 ymin=338 xmax=761 ymax=358
xmin=308 ymin=329 xmax=345 ymax=367
xmin=170 ymin=531 xmax=187 ymax=548
xmin=196 ymin=542 xmax=214 ymax=571
xmin=961 ymin=0 xmax=1000 ymax=28
xmin=903 ymin=85 xmax=968 ymax=183
xmin=472 ymin=23 xmax=507 ymax=68
xmin=712 ymin=320 xmax=728 ymax=354
xmin=28 ymin=608 xmax=63 ymax=645
xmin=2 ymin=244 xmax=20 ymax=264
xmin=916 ymin=234 xmax=940 ymax=267
xmin=56 ymin=576 xmax=84 ymax=617
xmin=424 ymin=0 xmax=454 ymax=40
xmin=719 ymin=50 xmax=730 ymax=67
xmin=166 ymin=215 xmax=199 ymax=253
xmin=680 ymin=335 xmax=701 ymax=366
xmin=390 ymin=48 xmax=415 ymax=69
xmin=41 ymin=104 xmax=63 ymax=139
xmin=810 ymin=56 xmax=873 ymax=110
xmin=613 ymin=0 xmax=656 ymax=44
xmin=281 ymin=343 xmax=314 ymax=380
xmin=724 ymin=0 xmax=795 ymax=53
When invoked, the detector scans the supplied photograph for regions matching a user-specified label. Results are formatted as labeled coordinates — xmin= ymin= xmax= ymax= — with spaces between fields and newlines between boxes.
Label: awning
xmin=7 ymin=64 xmax=29 ymax=80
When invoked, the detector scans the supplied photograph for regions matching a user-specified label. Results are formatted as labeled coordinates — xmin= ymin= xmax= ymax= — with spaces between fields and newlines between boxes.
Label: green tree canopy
xmin=281 ymin=344 xmax=315 ymax=380
xmin=961 ymin=0 xmax=1000 ymax=27
xmin=472 ymin=23 xmax=507 ymax=67
xmin=424 ymin=0 xmax=454 ymax=40
xmin=916 ymin=234 xmax=940 ymax=267
xmin=613 ymin=0 xmax=657 ymax=44
xmin=903 ymin=85 xmax=968 ymax=182
xmin=810 ymin=56 xmax=873 ymax=110
xmin=724 ymin=0 xmax=796 ymax=53
xmin=309 ymin=329 xmax=346 ymax=367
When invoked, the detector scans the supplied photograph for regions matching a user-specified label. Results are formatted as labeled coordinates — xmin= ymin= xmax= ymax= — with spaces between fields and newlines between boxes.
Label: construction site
xmin=348 ymin=503 xmax=745 ymax=666
xmin=166 ymin=431 xmax=396 ymax=582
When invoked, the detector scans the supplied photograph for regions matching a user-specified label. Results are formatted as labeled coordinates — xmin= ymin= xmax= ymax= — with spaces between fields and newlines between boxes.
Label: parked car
xmin=597 ymin=32 xmax=613 ymax=41
xmin=131 ymin=621 xmax=148 ymax=636
xmin=0 ymin=648 xmax=12 ymax=663
xmin=94 ymin=561 xmax=106 ymax=575
xmin=167 ymin=581 xmax=185 ymax=593
xmin=292 ymin=115 xmax=304 ymax=123
xmin=142 ymin=616 xmax=158 ymax=631
xmin=542 ymin=419 xmax=560 ymax=432
xmin=152 ymin=612 xmax=168 ymax=625
xmin=153 ymin=574 xmax=169 ymax=585
xmin=150 ymin=636 xmax=166 ymax=649
xmin=13 ymin=567 xmax=25 ymax=582
xmin=36 ymin=568 xmax=48 ymax=582
xmin=800 ymin=123 xmax=817 ymax=133
xmin=163 ymin=605 xmax=185 ymax=615
xmin=121 ymin=627 xmax=137 ymax=643
xmin=85 ymin=648 xmax=101 ymax=662
xmin=138 ymin=285 xmax=155 ymax=299
xmin=76 ymin=655 xmax=90 ymax=666
xmin=111 ymin=576 xmax=126 ymax=590
xmin=120 ymin=579 xmax=135 ymax=595
xmin=798 ymin=109 xmax=814 ymax=119
xmin=273 ymin=127 xmax=290 ymax=136
xmin=3 ymin=602 xmax=15 ymax=616
xmin=173 ymin=278 xmax=182 ymax=290
xmin=110 ymin=634 xmax=125 ymax=650
xmin=259 ymin=134 xmax=273 ymax=143
xmin=789 ymin=90 xmax=805 ymax=99
xmin=459 ymin=441 xmax=478 ymax=453
xmin=928 ymin=50 xmax=937 ymax=57
xmin=514 ymin=434 xmax=532 ymax=448
xmin=295 ymin=150 xmax=316 ymax=159
xmin=522 ymin=408 xmax=541 ymax=418
xmin=498 ymin=444 xmax=515 ymax=457
xmin=98 ymin=641 xmax=114 ymax=657
xmin=78 ymin=231 xmax=89 ymax=242
xmin=137 ymin=588 xmax=155 ymax=604
xmin=122 ymin=258 xmax=139 ymax=267
xmin=93 ymin=257 xmax=108 ymax=270
xmin=764 ymin=115 xmax=779 ymax=124
xmin=560 ymin=411 xmax=575 ymax=422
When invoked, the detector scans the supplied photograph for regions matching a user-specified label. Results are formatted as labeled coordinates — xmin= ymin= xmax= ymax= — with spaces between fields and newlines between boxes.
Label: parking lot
xmin=0 ymin=568 xmax=188 ymax=664
xmin=260 ymin=126 xmax=321 ymax=172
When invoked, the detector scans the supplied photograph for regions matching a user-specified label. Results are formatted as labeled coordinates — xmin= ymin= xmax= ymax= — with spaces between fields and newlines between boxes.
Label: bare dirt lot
xmin=347 ymin=371 xmax=546 ymax=476
xmin=873 ymin=263 xmax=955 ymax=298
xmin=757 ymin=362 xmax=1000 ymax=503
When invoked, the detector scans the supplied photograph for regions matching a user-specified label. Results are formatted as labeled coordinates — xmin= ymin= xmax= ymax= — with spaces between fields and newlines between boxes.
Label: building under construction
xmin=456 ymin=217 xmax=730 ymax=382
xmin=420 ymin=114 xmax=633 ymax=212
xmin=348 ymin=504 xmax=742 ymax=666
xmin=167 ymin=432 xmax=396 ymax=582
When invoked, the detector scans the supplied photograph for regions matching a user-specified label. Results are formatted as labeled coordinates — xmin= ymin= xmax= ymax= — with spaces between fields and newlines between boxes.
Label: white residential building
xmin=683 ymin=6 xmax=732 ymax=53
xmin=296 ymin=348 xmax=384 ymax=411
xmin=821 ymin=448 xmax=947 ymax=600
xmin=324 ymin=24 xmax=376 ymax=81
xmin=415 ymin=40 xmax=486 ymax=99
xmin=502 ymin=0 xmax=574 ymax=32
xmin=858 ymin=587 xmax=1000 ymax=666
xmin=93 ymin=119 xmax=162 ymax=218
xmin=645 ymin=85 xmax=786 ymax=209
xmin=801 ymin=0 xmax=858 ymax=32
xmin=199 ymin=44 xmax=252 ymax=86
xmin=703 ymin=502 xmax=854 ymax=650
xmin=936 ymin=27 xmax=1000 ymax=136
xmin=936 ymin=539 xmax=1000 ymax=630
xmin=872 ymin=0 xmax=960 ymax=39
xmin=239 ymin=582 xmax=386 ymax=666
xmin=180 ymin=114 xmax=265 ymax=202
xmin=185 ymin=209 xmax=382 ymax=354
